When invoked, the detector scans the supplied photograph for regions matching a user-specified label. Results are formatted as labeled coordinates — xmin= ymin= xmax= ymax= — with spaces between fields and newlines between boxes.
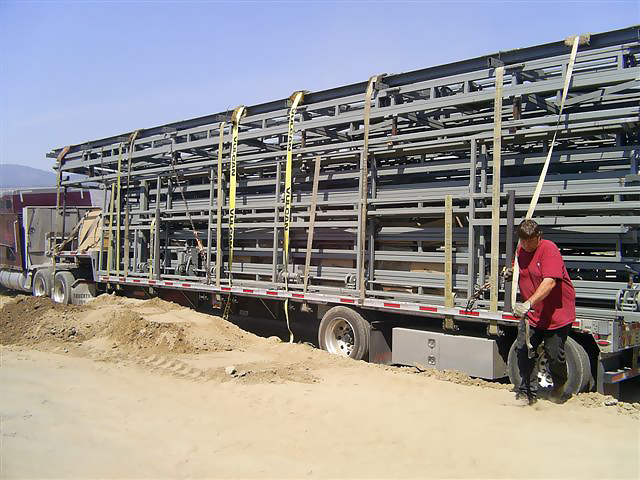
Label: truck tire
xmin=32 ymin=269 xmax=52 ymax=297
xmin=52 ymin=271 xmax=75 ymax=305
xmin=318 ymin=306 xmax=370 ymax=361
xmin=576 ymin=341 xmax=595 ymax=392
xmin=507 ymin=336 xmax=589 ymax=395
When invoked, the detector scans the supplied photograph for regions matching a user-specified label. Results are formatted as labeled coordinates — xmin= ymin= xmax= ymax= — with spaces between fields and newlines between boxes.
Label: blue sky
xmin=0 ymin=0 xmax=637 ymax=171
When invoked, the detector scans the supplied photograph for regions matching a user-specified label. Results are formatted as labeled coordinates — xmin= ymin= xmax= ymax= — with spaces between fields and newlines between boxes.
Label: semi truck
xmin=2 ymin=26 xmax=639 ymax=397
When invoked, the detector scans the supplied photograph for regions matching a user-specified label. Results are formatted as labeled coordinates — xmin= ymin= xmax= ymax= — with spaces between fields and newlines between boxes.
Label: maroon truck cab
xmin=0 ymin=188 xmax=92 ymax=271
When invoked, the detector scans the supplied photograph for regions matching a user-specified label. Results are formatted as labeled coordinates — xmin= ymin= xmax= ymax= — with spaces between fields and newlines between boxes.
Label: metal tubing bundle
xmin=52 ymin=26 xmax=640 ymax=321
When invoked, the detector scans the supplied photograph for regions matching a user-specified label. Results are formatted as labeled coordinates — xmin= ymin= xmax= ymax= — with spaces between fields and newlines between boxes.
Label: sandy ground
xmin=1 ymin=293 xmax=639 ymax=479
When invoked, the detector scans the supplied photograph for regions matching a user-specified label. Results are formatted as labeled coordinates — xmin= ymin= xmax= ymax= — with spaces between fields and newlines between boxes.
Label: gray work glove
xmin=513 ymin=300 xmax=531 ymax=318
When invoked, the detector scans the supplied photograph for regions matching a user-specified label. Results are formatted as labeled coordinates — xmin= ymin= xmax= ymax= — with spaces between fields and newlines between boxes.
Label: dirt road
xmin=1 ymin=294 xmax=638 ymax=479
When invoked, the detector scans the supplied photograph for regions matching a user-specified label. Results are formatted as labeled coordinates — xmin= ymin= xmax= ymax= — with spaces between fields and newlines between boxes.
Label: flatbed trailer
xmin=28 ymin=26 xmax=640 ymax=396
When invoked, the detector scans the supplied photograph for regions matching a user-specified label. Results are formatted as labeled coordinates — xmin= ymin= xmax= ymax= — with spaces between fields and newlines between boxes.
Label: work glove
xmin=513 ymin=300 xmax=531 ymax=318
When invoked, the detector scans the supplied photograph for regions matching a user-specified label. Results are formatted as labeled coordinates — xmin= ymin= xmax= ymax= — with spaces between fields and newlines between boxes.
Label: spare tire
xmin=507 ymin=336 xmax=590 ymax=395
xmin=318 ymin=306 xmax=370 ymax=361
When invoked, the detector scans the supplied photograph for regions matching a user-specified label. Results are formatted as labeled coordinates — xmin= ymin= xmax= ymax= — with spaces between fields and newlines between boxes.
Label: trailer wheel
xmin=52 ymin=271 xmax=75 ymax=305
xmin=32 ymin=269 xmax=52 ymax=297
xmin=575 ymin=340 xmax=594 ymax=392
xmin=507 ymin=336 xmax=589 ymax=395
xmin=318 ymin=306 xmax=370 ymax=360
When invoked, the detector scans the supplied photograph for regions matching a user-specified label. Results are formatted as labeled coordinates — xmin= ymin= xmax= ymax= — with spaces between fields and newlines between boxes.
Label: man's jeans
xmin=517 ymin=323 xmax=571 ymax=398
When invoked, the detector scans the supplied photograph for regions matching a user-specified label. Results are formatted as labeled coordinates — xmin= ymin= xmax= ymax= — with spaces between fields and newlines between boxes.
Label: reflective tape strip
xmin=95 ymin=276 xmax=556 ymax=326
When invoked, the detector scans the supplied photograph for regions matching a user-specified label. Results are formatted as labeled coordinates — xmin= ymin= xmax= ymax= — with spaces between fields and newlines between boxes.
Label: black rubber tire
xmin=318 ymin=306 xmax=370 ymax=361
xmin=32 ymin=269 xmax=52 ymax=297
xmin=507 ymin=336 xmax=589 ymax=395
xmin=575 ymin=341 xmax=594 ymax=392
xmin=52 ymin=271 xmax=75 ymax=305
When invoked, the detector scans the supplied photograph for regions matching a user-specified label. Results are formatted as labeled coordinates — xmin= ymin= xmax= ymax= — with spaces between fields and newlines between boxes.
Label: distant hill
xmin=0 ymin=163 xmax=88 ymax=190
xmin=0 ymin=163 xmax=58 ymax=189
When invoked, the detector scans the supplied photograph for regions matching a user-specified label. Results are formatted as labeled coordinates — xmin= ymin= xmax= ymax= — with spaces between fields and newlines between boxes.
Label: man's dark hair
xmin=517 ymin=219 xmax=542 ymax=240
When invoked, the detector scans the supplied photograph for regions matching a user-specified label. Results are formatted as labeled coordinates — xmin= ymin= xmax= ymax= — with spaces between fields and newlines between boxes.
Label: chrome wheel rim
xmin=324 ymin=317 xmax=355 ymax=357
xmin=33 ymin=275 xmax=47 ymax=297
xmin=536 ymin=352 xmax=554 ymax=388
xmin=52 ymin=278 xmax=65 ymax=303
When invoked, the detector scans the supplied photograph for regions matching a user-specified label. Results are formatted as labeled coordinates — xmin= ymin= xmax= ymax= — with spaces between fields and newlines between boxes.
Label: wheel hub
xmin=33 ymin=276 xmax=46 ymax=296
xmin=324 ymin=318 xmax=355 ymax=357
xmin=536 ymin=352 xmax=554 ymax=388
xmin=52 ymin=280 xmax=65 ymax=304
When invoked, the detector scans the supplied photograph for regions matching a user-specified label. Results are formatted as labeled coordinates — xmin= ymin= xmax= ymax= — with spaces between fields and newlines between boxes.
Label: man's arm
xmin=513 ymin=277 xmax=557 ymax=317
xmin=526 ymin=277 xmax=556 ymax=306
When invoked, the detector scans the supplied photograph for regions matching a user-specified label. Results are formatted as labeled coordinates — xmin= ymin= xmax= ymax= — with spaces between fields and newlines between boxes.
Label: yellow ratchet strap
xmin=115 ymin=143 xmax=124 ymax=276
xmin=489 ymin=66 xmax=504 ymax=313
xmin=510 ymin=35 xmax=581 ymax=307
xmin=53 ymin=145 xmax=71 ymax=270
xmin=149 ymin=217 xmax=156 ymax=279
xmin=106 ymin=182 xmax=116 ymax=278
xmin=282 ymin=91 xmax=305 ymax=343
xmin=223 ymin=106 xmax=246 ymax=320
xmin=358 ymin=74 xmax=383 ymax=302
xmin=123 ymin=130 xmax=140 ymax=277
xmin=216 ymin=121 xmax=226 ymax=288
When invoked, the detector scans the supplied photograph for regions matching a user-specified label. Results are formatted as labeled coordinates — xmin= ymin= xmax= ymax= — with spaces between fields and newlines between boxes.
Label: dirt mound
xmin=0 ymin=293 xmax=261 ymax=356
xmin=0 ymin=296 xmax=84 ymax=345
xmin=105 ymin=310 xmax=191 ymax=353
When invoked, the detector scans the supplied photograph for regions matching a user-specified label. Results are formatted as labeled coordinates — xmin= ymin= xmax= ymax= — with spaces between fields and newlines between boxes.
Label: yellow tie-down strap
xmin=282 ymin=91 xmax=305 ymax=343
xmin=223 ymin=106 xmax=246 ymax=320
xmin=358 ymin=74 xmax=383 ymax=302
xmin=510 ymin=34 xmax=582 ymax=308
xmin=215 ymin=121 xmax=226 ymax=287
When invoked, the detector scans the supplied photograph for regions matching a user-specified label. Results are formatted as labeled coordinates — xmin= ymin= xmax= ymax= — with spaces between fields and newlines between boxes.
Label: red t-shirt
xmin=517 ymin=239 xmax=575 ymax=330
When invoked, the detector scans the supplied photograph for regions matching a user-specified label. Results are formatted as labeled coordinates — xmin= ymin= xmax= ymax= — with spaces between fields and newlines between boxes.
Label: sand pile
xmin=0 ymin=293 xmax=260 ymax=355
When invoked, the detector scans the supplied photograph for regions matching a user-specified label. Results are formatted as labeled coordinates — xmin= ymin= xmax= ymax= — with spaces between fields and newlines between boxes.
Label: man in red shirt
xmin=513 ymin=219 xmax=576 ymax=405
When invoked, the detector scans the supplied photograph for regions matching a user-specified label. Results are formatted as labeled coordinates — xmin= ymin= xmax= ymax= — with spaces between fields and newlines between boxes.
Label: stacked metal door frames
xmin=51 ymin=26 xmax=640 ymax=322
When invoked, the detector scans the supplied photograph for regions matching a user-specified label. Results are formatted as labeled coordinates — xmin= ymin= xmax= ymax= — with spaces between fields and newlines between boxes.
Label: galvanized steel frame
xmin=51 ymin=27 xmax=640 ymax=336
